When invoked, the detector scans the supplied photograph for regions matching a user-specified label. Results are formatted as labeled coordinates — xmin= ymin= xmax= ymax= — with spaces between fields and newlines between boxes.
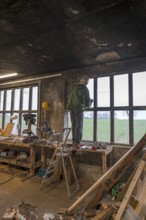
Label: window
xmin=0 ymin=91 xmax=4 ymax=111
xmin=14 ymin=89 xmax=20 ymax=110
xmin=22 ymin=88 xmax=29 ymax=110
xmin=114 ymin=74 xmax=128 ymax=106
xmin=134 ymin=110 xmax=146 ymax=143
xmin=97 ymin=111 xmax=110 ymax=142
xmin=87 ymin=78 xmax=94 ymax=107
xmin=0 ymin=85 xmax=38 ymax=135
xmin=83 ymin=111 xmax=94 ymax=141
xmin=6 ymin=90 xmax=12 ymax=111
xmin=114 ymin=110 xmax=129 ymax=144
xmin=133 ymin=71 xmax=146 ymax=106
xmin=66 ymin=71 xmax=146 ymax=145
xmin=97 ymin=77 xmax=110 ymax=107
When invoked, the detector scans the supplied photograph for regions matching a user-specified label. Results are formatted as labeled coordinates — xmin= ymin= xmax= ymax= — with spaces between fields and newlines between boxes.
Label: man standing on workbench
xmin=67 ymin=76 xmax=93 ymax=148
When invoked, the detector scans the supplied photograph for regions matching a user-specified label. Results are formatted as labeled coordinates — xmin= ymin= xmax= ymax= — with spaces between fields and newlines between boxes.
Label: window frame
xmin=66 ymin=72 xmax=146 ymax=146
xmin=0 ymin=84 xmax=39 ymax=135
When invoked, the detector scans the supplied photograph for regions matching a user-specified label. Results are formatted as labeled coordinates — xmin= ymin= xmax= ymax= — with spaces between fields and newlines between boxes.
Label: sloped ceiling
xmin=0 ymin=0 xmax=146 ymax=79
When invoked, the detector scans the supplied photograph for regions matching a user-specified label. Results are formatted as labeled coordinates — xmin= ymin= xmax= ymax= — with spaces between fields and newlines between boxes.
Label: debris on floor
xmin=3 ymin=202 xmax=73 ymax=220
xmin=43 ymin=212 xmax=55 ymax=220
xmin=62 ymin=134 xmax=146 ymax=220
xmin=3 ymin=201 xmax=39 ymax=220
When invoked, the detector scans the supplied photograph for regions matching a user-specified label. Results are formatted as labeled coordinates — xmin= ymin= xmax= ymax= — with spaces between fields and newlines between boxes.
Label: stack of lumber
xmin=64 ymin=133 xmax=146 ymax=220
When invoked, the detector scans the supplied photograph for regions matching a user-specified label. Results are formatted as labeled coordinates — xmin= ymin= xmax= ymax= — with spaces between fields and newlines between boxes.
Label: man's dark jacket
xmin=67 ymin=83 xmax=91 ymax=111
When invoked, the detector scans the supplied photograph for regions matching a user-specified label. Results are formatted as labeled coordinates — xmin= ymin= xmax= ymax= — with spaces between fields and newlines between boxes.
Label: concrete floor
xmin=0 ymin=164 xmax=102 ymax=219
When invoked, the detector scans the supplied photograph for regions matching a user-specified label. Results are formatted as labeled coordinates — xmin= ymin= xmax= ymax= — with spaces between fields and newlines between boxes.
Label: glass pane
xmin=133 ymin=72 xmax=146 ymax=106
xmin=4 ymin=113 xmax=10 ymax=128
xmin=14 ymin=89 xmax=20 ymax=110
xmin=0 ymin=113 xmax=2 ymax=128
xmin=87 ymin=78 xmax=94 ymax=107
xmin=83 ymin=111 xmax=93 ymax=141
xmin=6 ymin=90 xmax=12 ymax=110
xmin=32 ymin=86 xmax=38 ymax=110
xmin=97 ymin=111 xmax=110 ymax=142
xmin=0 ymin=91 xmax=4 ymax=111
xmin=22 ymin=88 xmax=29 ymax=110
xmin=114 ymin=74 xmax=128 ymax=106
xmin=11 ymin=113 xmax=19 ymax=136
xmin=134 ymin=110 xmax=146 ymax=144
xmin=114 ymin=110 xmax=129 ymax=144
xmin=97 ymin=77 xmax=110 ymax=107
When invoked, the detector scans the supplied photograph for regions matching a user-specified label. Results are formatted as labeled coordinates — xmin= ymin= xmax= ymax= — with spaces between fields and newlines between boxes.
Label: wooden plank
xmin=67 ymin=134 xmax=146 ymax=213
xmin=116 ymin=166 xmax=137 ymax=202
xmin=135 ymin=175 xmax=146 ymax=215
xmin=86 ymin=134 xmax=146 ymax=209
xmin=92 ymin=206 xmax=115 ymax=220
xmin=114 ymin=160 xmax=145 ymax=220
xmin=3 ymin=123 xmax=14 ymax=137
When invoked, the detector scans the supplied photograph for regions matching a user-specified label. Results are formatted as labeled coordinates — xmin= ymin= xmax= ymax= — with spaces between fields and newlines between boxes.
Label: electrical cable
xmin=0 ymin=176 xmax=15 ymax=185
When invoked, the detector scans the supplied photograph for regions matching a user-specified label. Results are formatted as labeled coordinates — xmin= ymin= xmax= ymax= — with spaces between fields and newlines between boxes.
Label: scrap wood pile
xmin=61 ymin=133 xmax=146 ymax=220
xmin=3 ymin=201 xmax=39 ymax=220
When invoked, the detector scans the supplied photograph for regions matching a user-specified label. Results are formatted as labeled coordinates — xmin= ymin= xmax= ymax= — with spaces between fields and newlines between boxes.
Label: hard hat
xmin=42 ymin=101 xmax=49 ymax=110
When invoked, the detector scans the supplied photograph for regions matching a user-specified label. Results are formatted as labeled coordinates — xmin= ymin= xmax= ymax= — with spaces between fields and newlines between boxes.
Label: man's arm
xmin=85 ymin=87 xmax=93 ymax=107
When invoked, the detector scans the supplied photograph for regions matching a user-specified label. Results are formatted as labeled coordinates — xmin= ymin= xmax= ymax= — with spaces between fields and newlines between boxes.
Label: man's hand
xmin=89 ymin=99 xmax=93 ymax=107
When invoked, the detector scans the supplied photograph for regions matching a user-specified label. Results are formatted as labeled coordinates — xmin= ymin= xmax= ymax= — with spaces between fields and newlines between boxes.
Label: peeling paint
xmin=87 ymin=28 xmax=92 ymax=33
xmin=89 ymin=38 xmax=98 ymax=45
xmin=118 ymin=43 xmax=124 ymax=47
xmin=27 ymin=43 xmax=33 ymax=47
xmin=96 ymin=51 xmax=120 ymax=62
xmin=68 ymin=8 xmax=80 ymax=15
xmin=42 ymin=55 xmax=52 ymax=59
xmin=89 ymin=38 xmax=108 ymax=48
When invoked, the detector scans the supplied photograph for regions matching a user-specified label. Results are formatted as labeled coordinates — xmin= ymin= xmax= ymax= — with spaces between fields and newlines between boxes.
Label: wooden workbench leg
xmin=110 ymin=148 xmax=114 ymax=168
xmin=30 ymin=147 xmax=35 ymax=175
xmin=41 ymin=147 xmax=46 ymax=167
xmin=102 ymin=152 xmax=107 ymax=174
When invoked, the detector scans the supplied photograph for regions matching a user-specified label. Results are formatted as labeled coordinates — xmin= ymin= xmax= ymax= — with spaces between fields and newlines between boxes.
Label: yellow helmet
xmin=42 ymin=101 xmax=49 ymax=110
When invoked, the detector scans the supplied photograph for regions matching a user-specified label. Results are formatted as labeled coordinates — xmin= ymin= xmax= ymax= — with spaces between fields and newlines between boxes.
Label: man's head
xmin=80 ymin=76 xmax=89 ymax=85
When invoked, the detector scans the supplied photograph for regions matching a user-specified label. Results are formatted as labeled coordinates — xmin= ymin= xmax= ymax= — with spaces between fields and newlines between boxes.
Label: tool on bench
xmin=22 ymin=113 xmax=38 ymax=143
xmin=39 ymin=128 xmax=80 ymax=199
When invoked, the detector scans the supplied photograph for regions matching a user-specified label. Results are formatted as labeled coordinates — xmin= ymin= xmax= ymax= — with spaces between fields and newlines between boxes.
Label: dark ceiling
xmin=0 ymin=0 xmax=146 ymax=79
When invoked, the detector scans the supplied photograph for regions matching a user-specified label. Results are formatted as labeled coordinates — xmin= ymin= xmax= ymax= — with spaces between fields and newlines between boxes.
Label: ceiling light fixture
xmin=0 ymin=73 xmax=62 ymax=86
xmin=0 ymin=72 xmax=18 ymax=79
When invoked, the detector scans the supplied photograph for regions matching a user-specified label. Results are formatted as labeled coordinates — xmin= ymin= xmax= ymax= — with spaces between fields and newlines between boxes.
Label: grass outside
xmin=1 ymin=116 xmax=146 ymax=144
xmin=69 ymin=118 xmax=146 ymax=144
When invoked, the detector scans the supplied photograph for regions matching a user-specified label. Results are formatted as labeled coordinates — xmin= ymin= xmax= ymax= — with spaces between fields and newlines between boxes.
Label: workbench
xmin=0 ymin=138 xmax=42 ymax=175
xmin=77 ymin=146 xmax=114 ymax=174
xmin=39 ymin=144 xmax=114 ymax=174
xmin=0 ymin=139 xmax=114 ymax=175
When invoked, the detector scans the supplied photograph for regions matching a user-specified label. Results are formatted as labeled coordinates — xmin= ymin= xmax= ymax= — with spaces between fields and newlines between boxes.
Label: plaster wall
xmin=40 ymin=76 xmax=65 ymax=132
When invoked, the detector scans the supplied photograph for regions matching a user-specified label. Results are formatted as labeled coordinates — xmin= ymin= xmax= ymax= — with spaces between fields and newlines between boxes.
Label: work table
xmin=0 ymin=138 xmax=114 ymax=175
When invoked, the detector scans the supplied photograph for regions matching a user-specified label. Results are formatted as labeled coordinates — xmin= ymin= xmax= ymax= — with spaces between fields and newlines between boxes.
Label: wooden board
xmin=3 ymin=123 xmax=14 ymax=137
xmin=67 ymin=133 xmax=146 ymax=213
xmin=114 ymin=159 xmax=145 ymax=220
xmin=135 ymin=175 xmax=146 ymax=216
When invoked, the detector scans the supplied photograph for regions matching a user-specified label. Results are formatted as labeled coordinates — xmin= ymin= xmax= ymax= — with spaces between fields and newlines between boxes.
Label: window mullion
xmin=129 ymin=73 xmax=133 ymax=145
xmin=110 ymin=76 xmax=114 ymax=143
xmin=3 ymin=90 xmax=6 ymax=128
xmin=94 ymin=77 xmax=97 ymax=142
xmin=29 ymin=86 xmax=32 ymax=112
xmin=11 ymin=89 xmax=14 ymax=114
